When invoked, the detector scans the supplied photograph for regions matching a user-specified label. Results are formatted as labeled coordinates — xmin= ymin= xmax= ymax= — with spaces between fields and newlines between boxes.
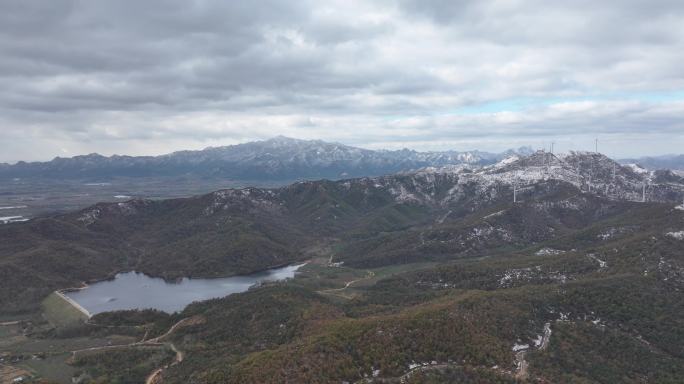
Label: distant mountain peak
xmin=619 ymin=153 xmax=684 ymax=171
xmin=263 ymin=135 xmax=309 ymax=145
xmin=3 ymin=137 xmax=641 ymax=183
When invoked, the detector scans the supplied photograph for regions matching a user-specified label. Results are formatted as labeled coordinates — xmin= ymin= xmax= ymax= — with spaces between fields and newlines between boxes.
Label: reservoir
xmin=64 ymin=264 xmax=304 ymax=315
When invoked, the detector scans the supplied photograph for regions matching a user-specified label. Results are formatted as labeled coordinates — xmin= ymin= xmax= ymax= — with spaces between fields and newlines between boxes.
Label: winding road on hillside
xmin=144 ymin=317 xmax=206 ymax=384
xmin=68 ymin=316 xmax=202 ymax=384
xmin=318 ymin=270 xmax=375 ymax=295
xmin=515 ymin=322 xmax=552 ymax=380
xmin=145 ymin=342 xmax=184 ymax=384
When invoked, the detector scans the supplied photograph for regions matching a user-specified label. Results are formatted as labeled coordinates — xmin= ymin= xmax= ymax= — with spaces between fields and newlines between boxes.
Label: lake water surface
xmin=65 ymin=264 xmax=305 ymax=315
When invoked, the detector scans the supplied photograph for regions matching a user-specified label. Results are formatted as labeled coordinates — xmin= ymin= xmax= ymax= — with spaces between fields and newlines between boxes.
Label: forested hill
xmin=1 ymin=150 xmax=682 ymax=314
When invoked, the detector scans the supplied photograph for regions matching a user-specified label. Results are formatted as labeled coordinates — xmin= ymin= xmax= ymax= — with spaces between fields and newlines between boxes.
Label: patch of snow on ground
xmin=116 ymin=202 xmax=139 ymax=215
xmin=598 ymin=228 xmax=618 ymax=240
xmin=676 ymin=204 xmax=684 ymax=211
xmin=471 ymin=226 xmax=494 ymax=238
xmin=587 ymin=253 xmax=608 ymax=268
xmin=496 ymin=156 xmax=519 ymax=167
xmin=484 ymin=210 xmax=506 ymax=219
xmin=114 ymin=195 xmax=131 ymax=199
xmin=78 ymin=209 xmax=101 ymax=225
xmin=535 ymin=248 xmax=565 ymax=256
xmin=597 ymin=226 xmax=637 ymax=240
xmin=512 ymin=343 xmax=529 ymax=352
xmin=436 ymin=210 xmax=452 ymax=224
xmin=533 ymin=334 xmax=543 ymax=348
xmin=540 ymin=322 xmax=552 ymax=350
xmin=500 ymin=266 xmax=569 ymax=287
xmin=625 ymin=163 xmax=648 ymax=174
xmin=389 ymin=185 xmax=420 ymax=203
xmin=666 ymin=231 xmax=684 ymax=240
xmin=0 ymin=205 xmax=27 ymax=210
xmin=500 ymin=267 xmax=538 ymax=287
xmin=0 ymin=216 xmax=27 ymax=224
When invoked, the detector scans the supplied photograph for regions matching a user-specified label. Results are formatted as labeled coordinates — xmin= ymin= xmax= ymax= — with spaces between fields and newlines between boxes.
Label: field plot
xmin=18 ymin=353 xmax=76 ymax=384
xmin=0 ymin=324 xmax=24 ymax=350
xmin=0 ymin=364 xmax=31 ymax=384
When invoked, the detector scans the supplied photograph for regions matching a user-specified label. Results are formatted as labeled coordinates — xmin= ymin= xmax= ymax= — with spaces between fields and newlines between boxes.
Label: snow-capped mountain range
xmin=370 ymin=150 xmax=684 ymax=206
xmin=0 ymin=136 xmax=533 ymax=181
xmin=75 ymin=149 xmax=684 ymax=235
xmin=2 ymin=137 xmax=682 ymax=207
xmin=441 ymin=150 xmax=684 ymax=203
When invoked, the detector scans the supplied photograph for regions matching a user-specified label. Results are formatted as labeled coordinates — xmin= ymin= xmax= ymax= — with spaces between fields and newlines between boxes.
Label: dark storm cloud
xmin=0 ymin=0 xmax=683 ymax=161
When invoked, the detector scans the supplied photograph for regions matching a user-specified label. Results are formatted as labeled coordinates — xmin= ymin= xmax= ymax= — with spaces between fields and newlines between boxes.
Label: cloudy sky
xmin=1 ymin=0 xmax=683 ymax=162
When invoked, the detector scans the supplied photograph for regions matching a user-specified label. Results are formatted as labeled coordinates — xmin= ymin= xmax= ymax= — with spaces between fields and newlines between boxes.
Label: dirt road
xmin=70 ymin=316 xmax=203 ymax=384
xmin=319 ymin=270 xmax=375 ymax=294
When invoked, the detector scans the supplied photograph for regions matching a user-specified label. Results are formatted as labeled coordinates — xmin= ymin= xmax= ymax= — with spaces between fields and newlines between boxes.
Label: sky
xmin=1 ymin=0 xmax=683 ymax=163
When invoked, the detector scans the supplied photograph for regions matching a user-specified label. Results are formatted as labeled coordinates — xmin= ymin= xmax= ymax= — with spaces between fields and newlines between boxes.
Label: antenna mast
xmin=595 ymin=138 xmax=598 ymax=153
xmin=642 ymin=184 xmax=646 ymax=203
xmin=513 ymin=184 xmax=517 ymax=203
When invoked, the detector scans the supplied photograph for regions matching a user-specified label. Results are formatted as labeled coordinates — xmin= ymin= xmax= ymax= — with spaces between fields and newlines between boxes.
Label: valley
xmin=0 ymin=176 xmax=269 ymax=220
xmin=1 ymin=151 xmax=683 ymax=383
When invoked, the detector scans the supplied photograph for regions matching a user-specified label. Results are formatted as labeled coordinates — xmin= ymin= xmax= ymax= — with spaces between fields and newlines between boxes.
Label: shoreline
xmin=86 ymin=259 xmax=309 ymax=285
xmin=52 ymin=261 xmax=308 ymax=318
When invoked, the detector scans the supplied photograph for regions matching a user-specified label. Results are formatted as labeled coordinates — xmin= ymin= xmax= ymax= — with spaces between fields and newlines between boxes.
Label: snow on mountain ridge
xmin=76 ymin=150 xmax=684 ymax=227
xmin=399 ymin=150 xmax=684 ymax=204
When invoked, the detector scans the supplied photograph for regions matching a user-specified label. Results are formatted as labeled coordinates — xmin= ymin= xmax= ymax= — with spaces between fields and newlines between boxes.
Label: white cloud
xmin=0 ymin=0 xmax=683 ymax=161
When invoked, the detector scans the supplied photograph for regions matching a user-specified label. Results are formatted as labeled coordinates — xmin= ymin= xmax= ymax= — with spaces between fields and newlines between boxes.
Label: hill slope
xmin=1 ymin=151 xmax=682 ymax=314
